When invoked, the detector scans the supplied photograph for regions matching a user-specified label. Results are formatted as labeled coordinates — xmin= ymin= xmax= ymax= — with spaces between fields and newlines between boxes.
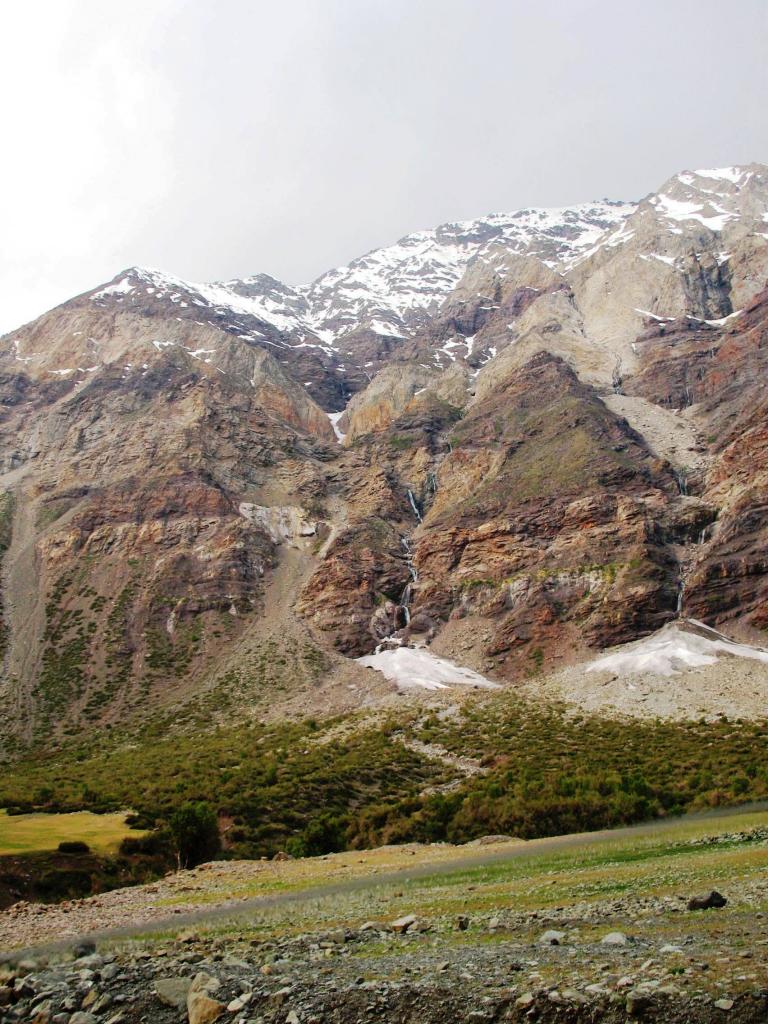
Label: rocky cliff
xmin=1 ymin=163 xmax=767 ymax=746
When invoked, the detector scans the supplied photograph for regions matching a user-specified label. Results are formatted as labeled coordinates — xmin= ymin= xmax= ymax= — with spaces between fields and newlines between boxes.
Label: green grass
xmin=100 ymin=807 xmax=768 ymax=960
xmin=3 ymin=692 xmax=768 ymax=860
xmin=0 ymin=808 xmax=140 ymax=855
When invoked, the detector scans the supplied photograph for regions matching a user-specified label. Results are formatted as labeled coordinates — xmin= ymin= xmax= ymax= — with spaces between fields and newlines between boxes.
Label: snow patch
xmin=586 ymin=620 xmax=768 ymax=678
xmin=327 ymin=411 xmax=346 ymax=443
xmin=92 ymin=277 xmax=134 ymax=299
xmin=695 ymin=167 xmax=745 ymax=185
xmin=358 ymin=646 xmax=501 ymax=691
xmin=652 ymin=194 xmax=736 ymax=232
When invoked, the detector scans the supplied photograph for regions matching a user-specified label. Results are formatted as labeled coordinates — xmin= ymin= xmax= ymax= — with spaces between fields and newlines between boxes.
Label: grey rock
xmin=72 ymin=943 xmax=95 ymax=960
xmin=626 ymin=991 xmax=652 ymax=1017
xmin=539 ymin=929 xmax=566 ymax=945
xmin=154 ymin=977 xmax=191 ymax=1010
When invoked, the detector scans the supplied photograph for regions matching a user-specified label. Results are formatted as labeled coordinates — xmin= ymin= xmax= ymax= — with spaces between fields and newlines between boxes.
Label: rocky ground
xmin=523 ymin=650 xmax=768 ymax=722
xmin=2 ymin=811 xmax=768 ymax=1023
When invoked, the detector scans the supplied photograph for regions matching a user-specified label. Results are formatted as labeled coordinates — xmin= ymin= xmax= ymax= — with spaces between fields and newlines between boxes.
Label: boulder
xmin=187 ymin=992 xmax=225 ymax=1024
xmin=155 ymin=977 xmax=191 ymax=1011
xmin=186 ymin=980 xmax=223 ymax=1024
xmin=72 ymin=941 xmax=96 ymax=959
xmin=626 ymin=991 xmax=652 ymax=1017
xmin=687 ymin=890 xmax=727 ymax=911
xmin=390 ymin=914 xmax=417 ymax=933
xmin=539 ymin=929 xmax=566 ymax=945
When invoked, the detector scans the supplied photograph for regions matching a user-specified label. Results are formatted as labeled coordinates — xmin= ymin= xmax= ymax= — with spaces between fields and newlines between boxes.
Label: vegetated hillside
xmin=2 ymin=696 xmax=767 ymax=859
xmin=0 ymin=164 xmax=767 ymax=753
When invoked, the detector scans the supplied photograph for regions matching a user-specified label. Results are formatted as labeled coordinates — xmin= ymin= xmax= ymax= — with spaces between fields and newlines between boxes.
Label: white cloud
xmin=0 ymin=0 xmax=766 ymax=334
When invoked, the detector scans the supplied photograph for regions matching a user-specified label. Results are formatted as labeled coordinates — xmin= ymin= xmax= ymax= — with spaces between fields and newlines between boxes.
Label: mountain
xmin=1 ymin=163 xmax=767 ymax=750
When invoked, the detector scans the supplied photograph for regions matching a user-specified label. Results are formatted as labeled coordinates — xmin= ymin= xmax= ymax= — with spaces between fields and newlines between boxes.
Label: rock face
xmin=1 ymin=163 xmax=768 ymax=743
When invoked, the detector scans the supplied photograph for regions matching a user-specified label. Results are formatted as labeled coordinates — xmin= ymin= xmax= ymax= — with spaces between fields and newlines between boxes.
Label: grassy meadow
xmin=0 ymin=808 xmax=140 ymax=856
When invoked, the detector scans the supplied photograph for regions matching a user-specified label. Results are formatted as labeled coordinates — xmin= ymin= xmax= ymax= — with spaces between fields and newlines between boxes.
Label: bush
xmin=168 ymin=802 xmax=221 ymax=869
xmin=57 ymin=840 xmax=90 ymax=854
xmin=119 ymin=830 xmax=171 ymax=857
xmin=37 ymin=868 xmax=93 ymax=900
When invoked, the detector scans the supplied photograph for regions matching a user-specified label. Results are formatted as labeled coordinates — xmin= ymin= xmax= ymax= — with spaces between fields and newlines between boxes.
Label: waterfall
xmin=676 ymin=579 xmax=685 ymax=616
xmin=674 ymin=471 xmax=688 ymax=496
xmin=407 ymin=489 xmax=423 ymax=523
xmin=395 ymin=534 xmax=419 ymax=630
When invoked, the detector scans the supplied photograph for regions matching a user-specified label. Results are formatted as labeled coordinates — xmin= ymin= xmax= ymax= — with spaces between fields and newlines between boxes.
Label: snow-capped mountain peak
xmin=87 ymin=201 xmax=636 ymax=350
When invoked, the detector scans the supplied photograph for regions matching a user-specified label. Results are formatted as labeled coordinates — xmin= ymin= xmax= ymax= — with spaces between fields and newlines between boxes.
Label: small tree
xmin=168 ymin=801 xmax=220 ymax=870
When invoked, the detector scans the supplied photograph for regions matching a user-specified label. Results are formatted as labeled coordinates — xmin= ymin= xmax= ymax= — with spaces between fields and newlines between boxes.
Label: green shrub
xmin=57 ymin=840 xmax=90 ymax=854
xmin=168 ymin=801 xmax=221 ymax=869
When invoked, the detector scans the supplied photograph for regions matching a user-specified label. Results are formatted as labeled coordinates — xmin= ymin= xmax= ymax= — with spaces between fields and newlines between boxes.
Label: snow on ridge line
xmin=357 ymin=646 xmax=500 ymax=691
xmin=92 ymin=266 xmax=317 ymax=339
xmin=695 ymin=167 xmax=747 ymax=184
xmin=89 ymin=200 xmax=635 ymax=345
xmin=585 ymin=619 xmax=768 ymax=678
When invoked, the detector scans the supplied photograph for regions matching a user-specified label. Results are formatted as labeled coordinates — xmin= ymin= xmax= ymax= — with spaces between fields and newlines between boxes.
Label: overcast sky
xmin=2 ymin=0 xmax=766 ymax=334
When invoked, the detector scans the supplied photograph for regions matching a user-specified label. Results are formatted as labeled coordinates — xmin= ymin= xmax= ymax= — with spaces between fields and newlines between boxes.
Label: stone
xmin=625 ymin=992 xmax=652 ymax=1017
xmin=409 ymin=917 xmax=432 ymax=933
xmin=69 ymin=1015 xmax=97 ymax=1024
xmin=714 ymin=999 xmax=734 ymax=1011
xmin=72 ymin=942 xmax=96 ymax=959
xmin=155 ymin=977 xmax=191 ymax=1010
xmin=189 ymin=973 xmax=220 ymax=995
xmin=601 ymin=931 xmax=629 ymax=945
xmin=226 ymin=994 xmax=252 ymax=1012
xmin=455 ymin=915 xmax=470 ymax=931
xmin=390 ymin=914 xmax=417 ymax=934
xmin=272 ymin=987 xmax=293 ymax=1006
xmin=515 ymin=992 xmax=535 ymax=1009
xmin=74 ymin=955 xmax=103 ymax=970
xmin=93 ymin=995 xmax=115 ymax=1013
xmin=539 ymin=929 xmax=566 ymax=945
xmin=561 ymin=989 xmax=587 ymax=1005
xmin=187 ymin=992 xmax=225 ymax=1024
xmin=687 ymin=891 xmax=727 ymax=911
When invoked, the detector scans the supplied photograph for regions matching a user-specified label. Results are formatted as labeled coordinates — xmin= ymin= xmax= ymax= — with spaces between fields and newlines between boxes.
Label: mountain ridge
xmin=0 ymin=161 xmax=767 ymax=750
